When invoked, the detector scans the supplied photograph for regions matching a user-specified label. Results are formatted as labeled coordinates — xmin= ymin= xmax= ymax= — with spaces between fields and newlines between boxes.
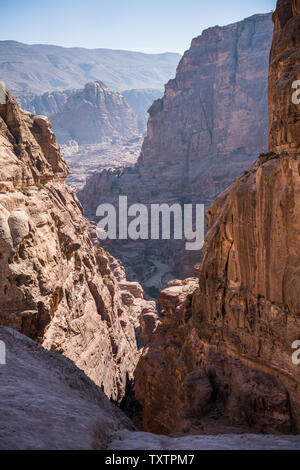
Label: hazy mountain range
xmin=0 ymin=40 xmax=180 ymax=96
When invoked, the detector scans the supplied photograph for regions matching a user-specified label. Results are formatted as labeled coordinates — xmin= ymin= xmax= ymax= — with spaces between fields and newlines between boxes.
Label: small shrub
xmin=14 ymin=142 xmax=26 ymax=160
xmin=258 ymin=152 xmax=279 ymax=164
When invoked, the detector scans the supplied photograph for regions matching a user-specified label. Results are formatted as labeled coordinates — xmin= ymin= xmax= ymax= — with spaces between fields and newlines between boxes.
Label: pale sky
xmin=0 ymin=0 xmax=276 ymax=53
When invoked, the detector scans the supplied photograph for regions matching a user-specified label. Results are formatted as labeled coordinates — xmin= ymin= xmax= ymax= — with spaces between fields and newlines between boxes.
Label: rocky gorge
xmin=134 ymin=0 xmax=300 ymax=436
xmin=78 ymin=12 xmax=274 ymax=291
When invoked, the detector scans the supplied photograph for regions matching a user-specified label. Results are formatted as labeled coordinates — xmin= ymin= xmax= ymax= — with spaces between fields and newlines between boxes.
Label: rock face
xmin=0 ymin=41 xmax=180 ymax=95
xmin=134 ymin=1 xmax=300 ymax=435
xmin=138 ymin=13 xmax=272 ymax=198
xmin=122 ymin=89 xmax=163 ymax=134
xmin=79 ymin=13 xmax=274 ymax=290
xmin=50 ymin=81 xmax=139 ymax=145
xmin=0 ymin=327 xmax=134 ymax=450
xmin=2 ymin=327 xmax=299 ymax=450
xmin=21 ymin=88 xmax=163 ymax=137
xmin=0 ymin=90 xmax=156 ymax=403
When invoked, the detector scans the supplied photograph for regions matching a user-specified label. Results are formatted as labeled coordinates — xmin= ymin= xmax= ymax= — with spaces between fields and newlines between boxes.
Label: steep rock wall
xmin=0 ymin=90 xmax=156 ymax=403
xmin=79 ymin=13 xmax=274 ymax=287
xmin=134 ymin=0 xmax=300 ymax=435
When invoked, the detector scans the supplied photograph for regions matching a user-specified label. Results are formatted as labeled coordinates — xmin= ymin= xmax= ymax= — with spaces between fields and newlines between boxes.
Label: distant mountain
xmin=19 ymin=87 xmax=164 ymax=136
xmin=122 ymin=89 xmax=163 ymax=134
xmin=0 ymin=41 xmax=181 ymax=96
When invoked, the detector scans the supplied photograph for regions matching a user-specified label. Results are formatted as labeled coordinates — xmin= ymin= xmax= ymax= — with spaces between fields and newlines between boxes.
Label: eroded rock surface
xmin=0 ymin=90 xmax=156 ymax=403
xmin=51 ymin=81 xmax=139 ymax=145
xmin=0 ymin=327 xmax=134 ymax=450
xmin=134 ymin=1 xmax=300 ymax=435
xmin=269 ymin=0 xmax=300 ymax=153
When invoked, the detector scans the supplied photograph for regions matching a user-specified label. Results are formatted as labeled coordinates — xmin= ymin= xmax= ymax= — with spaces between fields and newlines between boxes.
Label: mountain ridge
xmin=0 ymin=40 xmax=181 ymax=95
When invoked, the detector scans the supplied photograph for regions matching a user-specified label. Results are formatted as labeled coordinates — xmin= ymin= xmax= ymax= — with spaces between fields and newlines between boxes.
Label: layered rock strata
xmin=0 ymin=90 xmax=156 ymax=403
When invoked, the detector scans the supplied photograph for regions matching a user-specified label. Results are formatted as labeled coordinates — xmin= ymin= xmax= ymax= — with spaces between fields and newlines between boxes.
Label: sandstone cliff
xmin=0 ymin=41 xmax=180 ymax=95
xmin=0 ymin=90 xmax=156 ymax=403
xmin=19 ymin=89 xmax=74 ymax=117
xmin=79 ymin=13 xmax=274 ymax=289
xmin=19 ymin=85 xmax=144 ymax=191
xmin=269 ymin=0 xmax=300 ymax=154
xmin=134 ymin=0 xmax=300 ymax=435
xmin=21 ymin=87 xmax=163 ymax=137
xmin=2 ymin=327 xmax=300 ymax=450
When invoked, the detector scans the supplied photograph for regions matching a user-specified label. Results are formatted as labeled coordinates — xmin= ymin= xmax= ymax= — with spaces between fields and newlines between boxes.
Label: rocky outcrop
xmin=134 ymin=0 xmax=300 ymax=435
xmin=0 ymin=327 xmax=134 ymax=450
xmin=2 ymin=328 xmax=299 ymax=450
xmin=50 ymin=81 xmax=139 ymax=145
xmin=79 ymin=13 xmax=274 ymax=289
xmin=0 ymin=89 xmax=156 ymax=403
xmin=20 ymin=88 xmax=163 ymax=137
xmin=19 ymin=86 xmax=144 ymax=191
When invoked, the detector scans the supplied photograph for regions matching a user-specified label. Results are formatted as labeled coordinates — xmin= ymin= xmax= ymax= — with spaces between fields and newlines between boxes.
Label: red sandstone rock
xmin=0 ymin=89 xmax=157 ymax=403
xmin=51 ymin=81 xmax=139 ymax=145
xmin=134 ymin=0 xmax=300 ymax=435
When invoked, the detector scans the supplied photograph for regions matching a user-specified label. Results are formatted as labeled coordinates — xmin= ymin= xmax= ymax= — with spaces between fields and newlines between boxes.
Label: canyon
xmin=78 ymin=12 xmax=274 ymax=292
xmin=0 ymin=89 xmax=157 ymax=404
xmin=0 ymin=0 xmax=300 ymax=451
xmin=18 ymin=84 xmax=163 ymax=190
xmin=122 ymin=88 xmax=163 ymax=134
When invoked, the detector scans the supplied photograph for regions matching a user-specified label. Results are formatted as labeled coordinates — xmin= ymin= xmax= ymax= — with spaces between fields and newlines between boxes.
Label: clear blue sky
xmin=0 ymin=0 xmax=276 ymax=53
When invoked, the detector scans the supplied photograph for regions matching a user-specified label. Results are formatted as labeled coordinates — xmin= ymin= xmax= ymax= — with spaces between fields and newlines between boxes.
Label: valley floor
xmin=62 ymin=137 xmax=143 ymax=190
